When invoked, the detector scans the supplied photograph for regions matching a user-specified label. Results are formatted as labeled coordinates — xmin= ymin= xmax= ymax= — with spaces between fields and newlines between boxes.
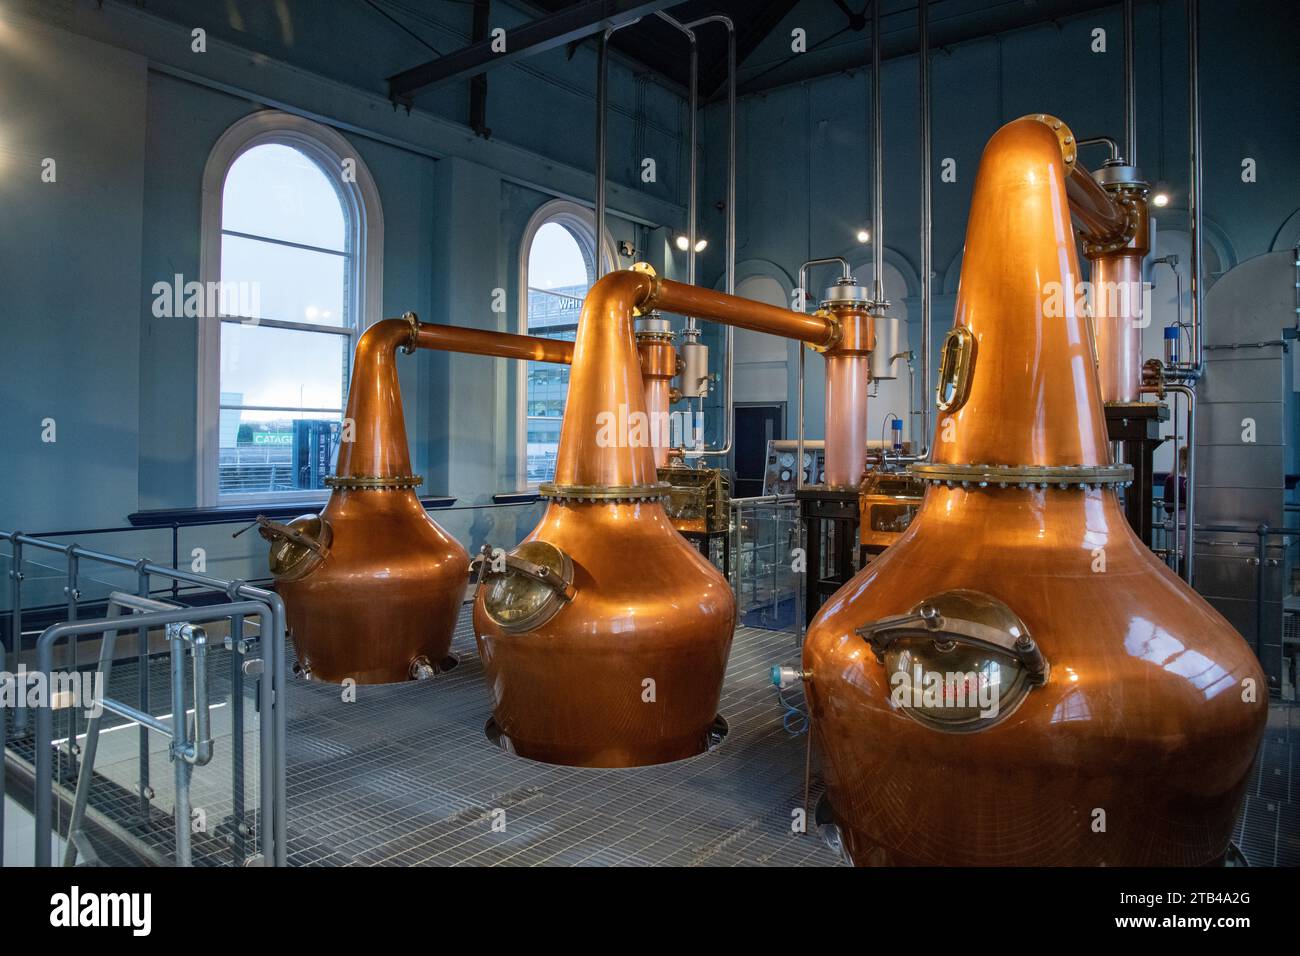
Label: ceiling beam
xmin=387 ymin=0 xmax=684 ymax=102
xmin=700 ymin=0 xmax=801 ymax=99
xmin=735 ymin=0 xmax=1116 ymax=98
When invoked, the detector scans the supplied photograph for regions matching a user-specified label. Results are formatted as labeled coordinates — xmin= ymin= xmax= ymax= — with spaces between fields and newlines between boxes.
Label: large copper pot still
xmin=474 ymin=266 xmax=844 ymax=767
xmin=803 ymin=115 xmax=1267 ymax=866
xmin=258 ymin=315 xmax=572 ymax=685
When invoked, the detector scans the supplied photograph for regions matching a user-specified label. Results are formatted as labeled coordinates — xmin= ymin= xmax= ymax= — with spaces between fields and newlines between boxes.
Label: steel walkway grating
xmin=281 ymin=612 xmax=839 ymax=867
xmin=9 ymin=606 xmax=1295 ymax=866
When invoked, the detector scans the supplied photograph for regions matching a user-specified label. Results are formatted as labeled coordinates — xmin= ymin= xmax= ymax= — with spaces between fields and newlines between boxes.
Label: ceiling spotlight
xmin=856 ymin=228 xmax=871 ymax=243
xmin=694 ymin=238 xmax=708 ymax=252
xmin=675 ymin=235 xmax=707 ymax=253
xmin=1151 ymin=191 xmax=1170 ymax=208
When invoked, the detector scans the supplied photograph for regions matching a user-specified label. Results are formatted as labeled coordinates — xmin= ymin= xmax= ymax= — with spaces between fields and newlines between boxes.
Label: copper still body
xmin=261 ymin=315 xmax=572 ymax=684
xmin=475 ymin=267 xmax=833 ymax=767
xmin=803 ymin=116 xmax=1267 ymax=866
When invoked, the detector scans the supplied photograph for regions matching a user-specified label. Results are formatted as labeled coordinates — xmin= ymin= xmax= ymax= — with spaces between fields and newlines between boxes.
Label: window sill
xmin=127 ymin=496 xmax=458 ymax=528
xmin=493 ymin=491 xmax=543 ymax=504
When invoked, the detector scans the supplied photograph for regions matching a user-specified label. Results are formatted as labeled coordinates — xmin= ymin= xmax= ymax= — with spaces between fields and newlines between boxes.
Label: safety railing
xmin=63 ymin=593 xmax=217 ymax=867
xmin=1 ymin=529 xmax=287 ymax=867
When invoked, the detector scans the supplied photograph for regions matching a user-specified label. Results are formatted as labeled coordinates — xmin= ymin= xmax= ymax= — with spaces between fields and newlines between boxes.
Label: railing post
xmin=1255 ymin=524 xmax=1268 ymax=656
xmin=63 ymin=546 xmax=82 ymax=777
xmin=228 ymin=613 xmax=247 ymax=864
xmin=169 ymin=622 xmax=193 ymax=867
xmin=135 ymin=560 xmax=152 ymax=821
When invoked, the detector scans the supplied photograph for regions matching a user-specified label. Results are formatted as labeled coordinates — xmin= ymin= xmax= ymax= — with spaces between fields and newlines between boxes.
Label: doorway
xmin=734 ymin=403 xmax=785 ymax=498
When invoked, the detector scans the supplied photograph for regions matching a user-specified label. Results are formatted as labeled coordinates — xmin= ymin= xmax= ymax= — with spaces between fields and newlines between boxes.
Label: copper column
xmin=1065 ymin=149 xmax=1151 ymax=404
xmin=262 ymin=316 xmax=571 ymax=685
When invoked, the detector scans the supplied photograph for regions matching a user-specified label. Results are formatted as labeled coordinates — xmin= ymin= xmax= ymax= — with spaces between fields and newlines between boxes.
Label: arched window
xmin=519 ymin=201 xmax=610 ymax=485
xmin=197 ymin=112 xmax=383 ymax=504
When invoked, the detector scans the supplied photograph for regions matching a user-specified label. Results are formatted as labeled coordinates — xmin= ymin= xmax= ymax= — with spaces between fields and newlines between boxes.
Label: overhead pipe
xmin=870 ymin=0 xmax=885 ymax=305
xmin=1186 ymin=0 xmax=1205 ymax=376
xmin=1124 ymin=0 xmax=1136 ymax=166
xmin=473 ymin=267 xmax=845 ymax=767
xmin=597 ymin=15 xmax=738 ymax=460
xmin=594 ymin=18 xmax=646 ymax=280
xmin=655 ymin=12 xmax=699 ymax=290
xmin=257 ymin=316 xmax=573 ymax=684
xmin=803 ymin=114 xmax=1266 ymax=866
xmin=595 ymin=31 xmax=609 ymax=278
xmin=1077 ymin=135 xmax=1123 ymax=163
xmin=684 ymin=14 xmax=737 ymax=459
xmin=916 ymin=0 xmax=932 ymax=458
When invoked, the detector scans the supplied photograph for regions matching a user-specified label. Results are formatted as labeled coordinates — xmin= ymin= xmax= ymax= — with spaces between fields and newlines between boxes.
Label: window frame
xmin=516 ymin=199 xmax=615 ymax=489
xmin=197 ymin=111 xmax=384 ymax=507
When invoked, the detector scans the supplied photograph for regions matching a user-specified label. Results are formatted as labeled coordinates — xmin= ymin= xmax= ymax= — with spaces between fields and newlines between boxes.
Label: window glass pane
xmin=528 ymin=221 xmax=588 ymax=289
xmin=220 ymin=323 xmax=347 ymax=415
xmin=218 ymin=408 xmax=343 ymax=496
xmin=223 ymin=143 xmax=347 ymax=252
xmin=220 ymin=233 xmax=347 ymax=326
xmin=525 ymin=220 xmax=593 ymax=483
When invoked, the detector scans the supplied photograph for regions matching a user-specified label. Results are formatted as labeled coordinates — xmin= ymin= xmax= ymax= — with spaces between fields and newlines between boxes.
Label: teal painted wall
xmin=0 ymin=0 xmax=690 ymax=577
xmin=695 ymin=0 xmax=1300 ymax=447
xmin=4 ymin=0 xmax=1299 ymax=582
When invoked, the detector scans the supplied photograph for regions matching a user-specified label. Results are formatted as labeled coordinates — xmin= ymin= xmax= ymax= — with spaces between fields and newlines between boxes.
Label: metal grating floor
xmin=8 ymin=606 xmax=1296 ymax=866
xmin=282 ymin=612 xmax=840 ymax=866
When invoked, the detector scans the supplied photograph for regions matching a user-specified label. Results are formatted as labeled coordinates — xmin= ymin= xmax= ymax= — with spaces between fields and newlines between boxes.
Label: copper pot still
xmin=473 ymin=270 xmax=737 ymax=767
xmin=803 ymin=115 xmax=1267 ymax=866
xmin=258 ymin=315 xmax=572 ymax=685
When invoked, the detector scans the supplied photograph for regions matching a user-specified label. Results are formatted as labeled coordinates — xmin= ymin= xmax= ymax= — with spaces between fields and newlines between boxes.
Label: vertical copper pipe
xmin=334 ymin=319 xmax=420 ymax=482
xmin=551 ymin=271 xmax=659 ymax=491
xmin=823 ymin=303 xmax=874 ymax=489
xmin=636 ymin=330 xmax=678 ymax=468
xmin=1091 ymin=254 xmax=1145 ymax=403
xmin=824 ymin=354 xmax=871 ymax=488
xmin=1065 ymin=152 xmax=1150 ymax=404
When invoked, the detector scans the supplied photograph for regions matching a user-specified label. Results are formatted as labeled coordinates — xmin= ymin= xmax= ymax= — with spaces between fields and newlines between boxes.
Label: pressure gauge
xmin=778 ymin=452 xmax=795 ymax=468
xmin=802 ymin=452 xmax=813 ymax=468
xmin=780 ymin=469 xmax=792 ymax=482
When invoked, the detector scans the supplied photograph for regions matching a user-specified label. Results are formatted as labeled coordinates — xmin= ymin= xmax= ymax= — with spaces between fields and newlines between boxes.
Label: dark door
xmin=734 ymin=404 xmax=784 ymax=498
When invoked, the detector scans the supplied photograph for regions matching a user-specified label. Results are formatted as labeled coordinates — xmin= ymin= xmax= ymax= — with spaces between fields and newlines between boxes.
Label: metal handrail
xmin=32 ymin=600 xmax=271 ymax=867
xmin=2 ymin=528 xmax=287 ymax=867
xmin=63 ymin=592 xmax=216 ymax=867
